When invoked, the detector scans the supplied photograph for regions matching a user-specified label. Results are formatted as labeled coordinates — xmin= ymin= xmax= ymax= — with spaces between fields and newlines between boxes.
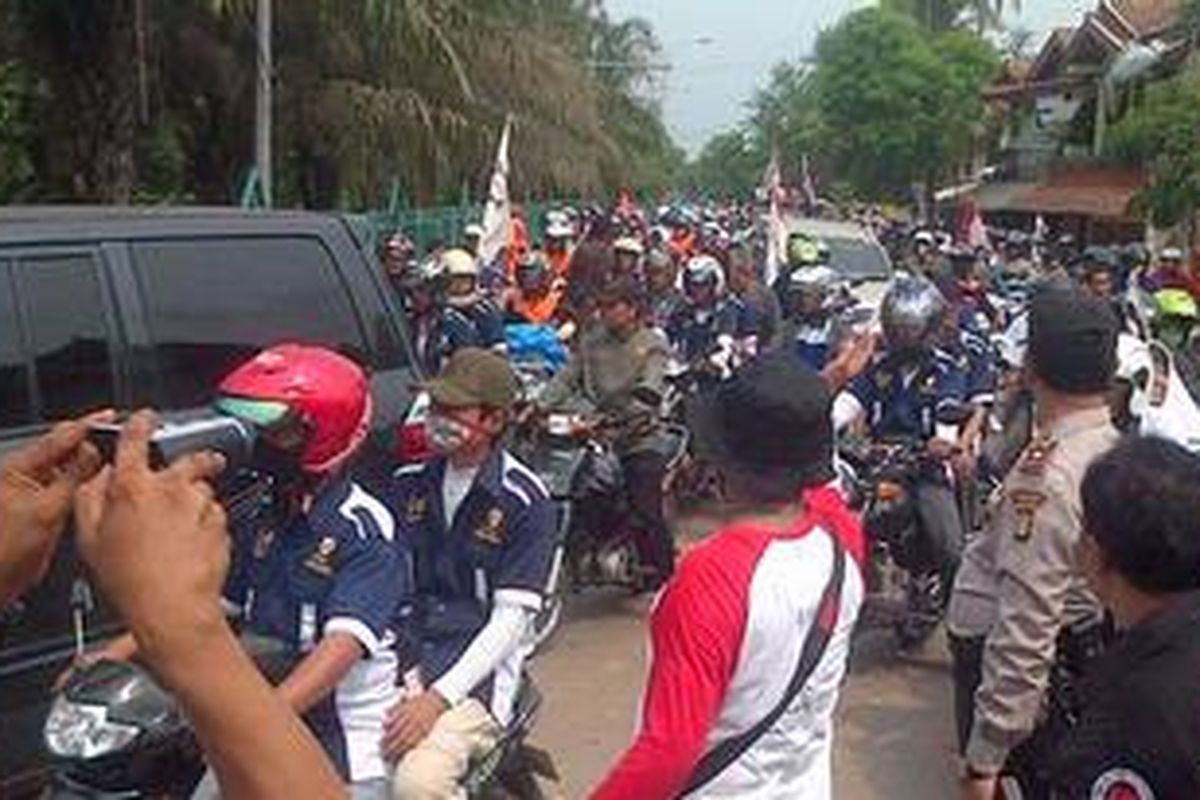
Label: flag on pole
xmin=761 ymin=149 xmax=788 ymax=287
xmin=800 ymin=153 xmax=818 ymax=215
xmin=479 ymin=115 xmax=513 ymax=268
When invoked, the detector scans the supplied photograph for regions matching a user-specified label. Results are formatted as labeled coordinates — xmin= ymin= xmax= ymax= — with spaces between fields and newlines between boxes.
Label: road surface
xmin=528 ymin=590 xmax=960 ymax=798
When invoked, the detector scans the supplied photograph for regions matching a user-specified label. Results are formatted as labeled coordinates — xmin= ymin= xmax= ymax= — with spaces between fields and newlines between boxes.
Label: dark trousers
xmin=949 ymin=633 xmax=986 ymax=756
xmin=621 ymin=449 xmax=675 ymax=579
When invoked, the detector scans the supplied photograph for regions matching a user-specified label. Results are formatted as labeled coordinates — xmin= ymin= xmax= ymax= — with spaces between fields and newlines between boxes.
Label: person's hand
xmin=381 ymin=690 xmax=450 ymax=761
xmin=74 ymin=411 xmax=229 ymax=663
xmin=961 ymin=773 xmax=999 ymax=800
xmin=0 ymin=413 xmax=112 ymax=606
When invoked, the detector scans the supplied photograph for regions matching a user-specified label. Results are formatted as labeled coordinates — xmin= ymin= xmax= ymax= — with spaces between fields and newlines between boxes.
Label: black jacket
xmin=1050 ymin=591 xmax=1200 ymax=799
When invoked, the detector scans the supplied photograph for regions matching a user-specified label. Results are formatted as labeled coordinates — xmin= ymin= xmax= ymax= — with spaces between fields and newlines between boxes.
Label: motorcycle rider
xmin=782 ymin=265 xmax=841 ymax=371
xmin=79 ymin=345 xmax=405 ymax=800
xmin=505 ymin=250 xmax=568 ymax=329
xmin=1145 ymin=246 xmax=1200 ymax=300
xmin=727 ymin=242 xmax=782 ymax=353
xmin=613 ymin=236 xmax=645 ymax=283
xmin=537 ymin=278 xmax=675 ymax=589
xmin=666 ymin=255 xmax=743 ymax=381
xmin=644 ymin=247 xmax=683 ymax=331
xmin=832 ymin=275 xmax=970 ymax=592
xmin=544 ymin=213 xmax=575 ymax=280
xmin=400 ymin=251 xmax=503 ymax=375
xmin=384 ymin=348 xmax=557 ymax=800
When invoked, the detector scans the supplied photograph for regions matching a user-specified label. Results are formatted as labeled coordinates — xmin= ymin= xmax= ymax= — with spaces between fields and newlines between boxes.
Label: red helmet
xmin=216 ymin=344 xmax=372 ymax=476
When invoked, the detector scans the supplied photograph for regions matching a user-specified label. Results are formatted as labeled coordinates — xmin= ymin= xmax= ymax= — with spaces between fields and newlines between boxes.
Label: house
xmin=974 ymin=0 xmax=1186 ymax=243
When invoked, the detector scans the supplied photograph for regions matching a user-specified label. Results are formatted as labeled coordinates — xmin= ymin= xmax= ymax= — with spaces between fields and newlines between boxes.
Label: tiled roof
xmin=975 ymin=167 xmax=1145 ymax=219
xmin=1109 ymin=0 xmax=1181 ymax=36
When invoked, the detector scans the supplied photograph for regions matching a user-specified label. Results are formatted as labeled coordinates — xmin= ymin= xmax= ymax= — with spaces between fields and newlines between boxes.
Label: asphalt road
xmin=528 ymin=590 xmax=960 ymax=799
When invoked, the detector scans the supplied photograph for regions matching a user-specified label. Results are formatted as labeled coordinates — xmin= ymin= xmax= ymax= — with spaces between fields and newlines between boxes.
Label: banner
xmin=479 ymin=115 xmax=513 ymax=267
xmin=762 ymin=149 xmax=787 ymax=287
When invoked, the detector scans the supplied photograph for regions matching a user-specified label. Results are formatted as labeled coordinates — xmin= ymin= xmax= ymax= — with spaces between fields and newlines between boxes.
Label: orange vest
xmin=509 ymin=284 xmax=565 ymax=325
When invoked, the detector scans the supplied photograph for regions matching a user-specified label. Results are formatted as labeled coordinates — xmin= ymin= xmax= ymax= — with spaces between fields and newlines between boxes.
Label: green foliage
xmin=812 ymin=8 xmax=998 ymax=200
xmin=882 ymin=0 xmax=1019 ymax=33
xmin=685 ymin=129 xmax=761 ymax=198
xmin=0 ymin=0 xmax=682 ymax=205
xmin=1108 ymin=65 xmax=1200 ymax=229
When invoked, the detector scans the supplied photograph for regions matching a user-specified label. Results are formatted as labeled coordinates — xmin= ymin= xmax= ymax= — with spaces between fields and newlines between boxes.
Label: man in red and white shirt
xmin=591 ymin=350 xmax=866 ymax=799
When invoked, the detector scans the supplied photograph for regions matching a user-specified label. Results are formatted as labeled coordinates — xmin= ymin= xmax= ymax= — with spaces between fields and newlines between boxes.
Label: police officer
xmin=949 ymin=286 xmax=1120 ymax=800
xmin=538 ymin=278 xmax=675 ymax=588
xmin=1050 ymin=436 xmax=1200 ymax=799
xmin=402 ymin=250 xmax=506 ymax=375
xmin=384 ymin=348 xmax=557 ymax=799
xmin=832 ymin=275 xmax=970 ymax=591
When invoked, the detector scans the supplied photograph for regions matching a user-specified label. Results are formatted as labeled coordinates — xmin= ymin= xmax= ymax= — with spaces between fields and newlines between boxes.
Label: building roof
xmin=1109 ymin=0 xmax=1180 ymax=36
xmin=974 ymin=167 xmax=1145 ymax=219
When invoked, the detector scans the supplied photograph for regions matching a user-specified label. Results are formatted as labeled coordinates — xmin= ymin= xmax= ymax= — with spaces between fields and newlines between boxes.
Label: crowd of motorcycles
xmin=36 ymin=197 xmax=1200 ymax=799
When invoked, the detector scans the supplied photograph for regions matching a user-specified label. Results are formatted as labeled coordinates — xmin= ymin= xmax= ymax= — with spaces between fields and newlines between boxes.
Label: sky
xmin=604 ymin=0 xmax=1095 ymax=155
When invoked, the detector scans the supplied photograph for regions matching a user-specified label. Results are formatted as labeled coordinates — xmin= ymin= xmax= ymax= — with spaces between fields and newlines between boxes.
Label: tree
xmin=882 ymin=0 xmax=1021 ymax=33
xmin=1108 ymin=64 xmax=1200 ymax=244
xmin=812 ymin=8 xmax=998 ymax=209
xmin=0 ymin=0 xmax=683 ymax=205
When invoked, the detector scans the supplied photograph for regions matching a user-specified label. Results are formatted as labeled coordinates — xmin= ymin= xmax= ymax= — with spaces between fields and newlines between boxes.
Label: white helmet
xmin=441 ymin=248 xmax=478 ymax=278
xmin=463 ymin=223 xmax=484 ymax=239
xmin=682 ymin=255 xmax=725 ymax=295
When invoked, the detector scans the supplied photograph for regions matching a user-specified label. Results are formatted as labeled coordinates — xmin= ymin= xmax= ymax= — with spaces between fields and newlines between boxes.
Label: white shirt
xmin=442 ymin=464 xmax=479 ymax=527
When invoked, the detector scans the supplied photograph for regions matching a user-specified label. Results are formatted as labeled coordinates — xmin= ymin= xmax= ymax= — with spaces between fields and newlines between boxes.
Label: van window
xmin=0 ymin=263 xmax=30 ymax=427
xmin=131 ymin=237 xmax=370 ymax=408
xmin=2 ymin=253 xmax=117 ymax=427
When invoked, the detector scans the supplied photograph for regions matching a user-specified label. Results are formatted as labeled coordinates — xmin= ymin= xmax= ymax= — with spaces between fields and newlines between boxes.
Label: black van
xmin=0 ymin=207 xmax=419 ymax=795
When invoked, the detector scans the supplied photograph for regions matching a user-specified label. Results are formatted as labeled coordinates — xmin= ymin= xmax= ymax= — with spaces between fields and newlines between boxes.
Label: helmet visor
xmin=214 ymin=397 xmax=292 ymax=428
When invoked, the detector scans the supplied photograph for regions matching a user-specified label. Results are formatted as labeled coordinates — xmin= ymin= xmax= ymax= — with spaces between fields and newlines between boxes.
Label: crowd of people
xmin=1 ymin=195 xmax=1199 ymax=800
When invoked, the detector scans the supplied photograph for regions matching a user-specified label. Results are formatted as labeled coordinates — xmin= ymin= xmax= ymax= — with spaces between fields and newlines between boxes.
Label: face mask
xmin=252 ymin=439 xmax=308 ymax=494
xmin=426 ymin=413 xmax=475 ymax=454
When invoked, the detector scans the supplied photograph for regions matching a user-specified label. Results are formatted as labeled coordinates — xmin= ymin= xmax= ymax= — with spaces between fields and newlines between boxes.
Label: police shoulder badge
xmin=1019 ymin=434 xmax=1058 ymax=476
xmin=1008 ymin=488 xmax=1046 ymax=542
xmin=304 ymin=536 xmax=338 ymax=576
xmin=474 ymin=507 xmax=506 ymax=545
xmin=1089 ymin=767 xmax=1156 ymax=800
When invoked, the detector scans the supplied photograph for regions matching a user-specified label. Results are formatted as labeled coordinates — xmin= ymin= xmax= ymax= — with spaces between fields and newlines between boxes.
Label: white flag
xmin=762 ymin=150 xmax=787 ymax=287
xmin=479 ymin=115 xmax=513 ymax=266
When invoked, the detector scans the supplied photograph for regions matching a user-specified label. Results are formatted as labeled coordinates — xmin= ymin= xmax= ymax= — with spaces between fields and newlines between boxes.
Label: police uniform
xmin=948 ymin=406 xmax=1118 ymax=780
xmin=223 ymin=478 xmax=402 ymax=785
xmin=391 ymin=448 xmax=557 ymax=725
xmin=1048 ymin=591 xmax=1200 ymax=799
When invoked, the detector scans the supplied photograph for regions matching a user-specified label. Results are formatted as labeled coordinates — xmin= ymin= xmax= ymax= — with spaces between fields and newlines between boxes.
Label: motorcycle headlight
xmin=44 ymin=696 xmax=141 ymax=759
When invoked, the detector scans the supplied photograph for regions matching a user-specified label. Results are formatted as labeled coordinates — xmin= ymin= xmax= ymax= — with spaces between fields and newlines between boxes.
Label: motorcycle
xmin=43 ymin=637 xmax=552 ymax=800
xmin=515 ymin=408 xmax=688 ymax=598
xmin=839 ymin=438 xmax=953 ymax=650
xmin=42 ymin=635 xmax=293 ymax=799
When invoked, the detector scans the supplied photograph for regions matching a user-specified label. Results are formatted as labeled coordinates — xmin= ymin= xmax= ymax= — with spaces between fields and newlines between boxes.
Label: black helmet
xmin=881 ymin=274 xmax=947 ymax=353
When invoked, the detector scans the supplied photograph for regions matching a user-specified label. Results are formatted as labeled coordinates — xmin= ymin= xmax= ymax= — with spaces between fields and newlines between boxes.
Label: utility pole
xmin=255 ymin=0 xmax=273 ymax=206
